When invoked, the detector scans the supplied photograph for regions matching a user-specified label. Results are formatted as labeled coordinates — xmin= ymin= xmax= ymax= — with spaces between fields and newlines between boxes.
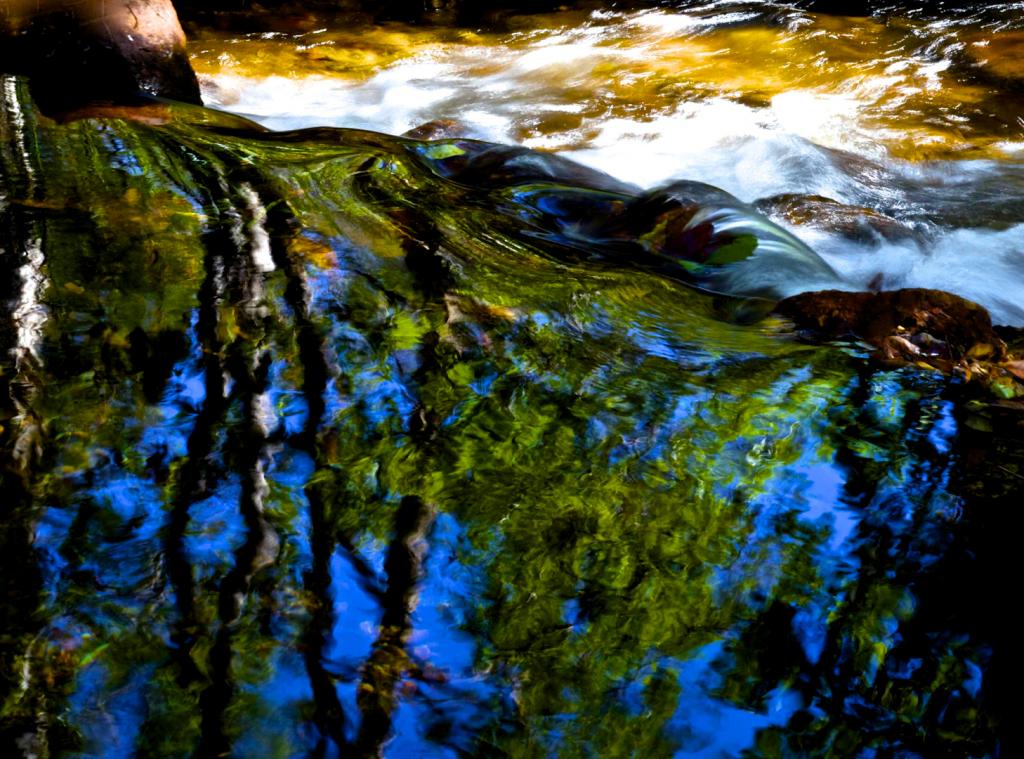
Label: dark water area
xmin=1 ymin=2 xmax=1023 ymax=754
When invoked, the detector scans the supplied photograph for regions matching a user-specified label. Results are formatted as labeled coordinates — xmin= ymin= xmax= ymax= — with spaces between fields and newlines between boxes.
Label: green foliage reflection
xmin=0 ymin=76 xmax=1014 ymax=757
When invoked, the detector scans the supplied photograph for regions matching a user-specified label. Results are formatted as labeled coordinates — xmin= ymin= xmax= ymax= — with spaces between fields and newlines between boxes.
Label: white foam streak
xmin=628 ymin=8 xmax=760 ymax=34
xmin=565 ymin=101 xmax=853 ymax=201
xmin=3 ymin=77 xmax=36 ymax=192
xmin=809 ymin=225 xmax=1024 ymax=326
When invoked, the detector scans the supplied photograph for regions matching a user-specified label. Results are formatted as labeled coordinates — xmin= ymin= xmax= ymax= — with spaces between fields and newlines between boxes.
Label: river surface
xmin=193 ymin=0 xmax=1024 ymax=325
xmin=0 ymin=2 xmax=1021 ymax=757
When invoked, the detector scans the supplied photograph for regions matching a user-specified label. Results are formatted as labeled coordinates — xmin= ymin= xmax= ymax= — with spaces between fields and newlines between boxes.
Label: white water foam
xmin=807 ymin=224 xmax=1024 ymax=327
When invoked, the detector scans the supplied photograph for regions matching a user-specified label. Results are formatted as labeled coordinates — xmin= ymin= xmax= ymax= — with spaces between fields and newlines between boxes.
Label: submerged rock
xmin=387 ymin=153 xmax=853 ymax=303
xmin=623 ymin=182 xmax=850 ymax=300
xmin=409 ymin=138 xmax=640 ymax=194
xmin=964 ymin=29 xmax=1024 ymax=83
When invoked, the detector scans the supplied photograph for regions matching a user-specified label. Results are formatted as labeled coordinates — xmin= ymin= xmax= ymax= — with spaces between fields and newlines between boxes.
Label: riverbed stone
xmin=773 ymin=288 xmax=1024 ymax=402
xmin=964 ymin=30 xmax=1024 ymax=82
xmin=754 ymin=194 xmax=915 ymax=244
xmin=774 ymin=287 xmax=1004 ymax=367
xmin=402 ymin=119 xmax=473 ymax=140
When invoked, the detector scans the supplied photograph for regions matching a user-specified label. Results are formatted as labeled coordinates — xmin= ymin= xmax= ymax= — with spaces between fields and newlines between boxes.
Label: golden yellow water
xmin=189 ymin=6 xmax=1024 ymax=161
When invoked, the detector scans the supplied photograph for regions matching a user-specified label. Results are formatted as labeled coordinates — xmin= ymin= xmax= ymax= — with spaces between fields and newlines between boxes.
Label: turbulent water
xmin=0 ymin=3 xmax=1022 ymax=758
xmin=195 ymin=1 xmax=1024 ymax=325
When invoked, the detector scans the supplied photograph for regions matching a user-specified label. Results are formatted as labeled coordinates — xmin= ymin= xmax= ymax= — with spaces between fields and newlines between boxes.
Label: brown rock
xmin=776 ymin=289 xmax=1024 ymax=402
xmin=402 ymin=119 xmax=471 ymax=141
xmin=774 ymin=288 xmax=1005 ymax=367
xmin=754 ymin=194 xmax=914 ymax=244
xmin=1 ymin=0 xmax=201 ymax=108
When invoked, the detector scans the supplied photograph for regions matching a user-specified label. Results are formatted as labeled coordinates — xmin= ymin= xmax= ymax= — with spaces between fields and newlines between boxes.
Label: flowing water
xmin=0 ymin=2 xmax=1022 ymax=757
xmin=194 ymin=0 xmax=1024 ymax=325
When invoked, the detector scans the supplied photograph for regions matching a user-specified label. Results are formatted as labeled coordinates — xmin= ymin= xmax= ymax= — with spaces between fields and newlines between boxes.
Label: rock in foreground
xmin=775 ymin=287 xmax=1024 ymax=400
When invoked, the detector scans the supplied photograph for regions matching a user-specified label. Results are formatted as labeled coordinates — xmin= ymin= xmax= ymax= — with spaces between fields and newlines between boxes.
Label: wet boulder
xmin=0 ymin=0 xmax=200 ymax=108
xmin=411 ymin=139 xmax=640 ymax=194
xmin=625 ymin=182 xmax=847 ymax=300
xmin=402 ymin=119 xmax=473 ymax=141
xmin=774 ymin=288 xmax=1001 ymax=364
xmin=754 ymin=193 xmax=917 ymax=244
xmin=774 ymin=288 xmax=1024 ymax=399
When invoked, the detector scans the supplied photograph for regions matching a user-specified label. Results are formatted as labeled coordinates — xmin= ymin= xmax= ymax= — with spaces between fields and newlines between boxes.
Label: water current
xmin=0 ymin=2 xmax=1021 ymax=757
xmin=195 ymin=1 xmax=1024 ymax=324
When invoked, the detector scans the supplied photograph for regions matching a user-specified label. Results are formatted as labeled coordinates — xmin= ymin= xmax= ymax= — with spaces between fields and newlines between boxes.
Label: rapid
xmin=194 ymin=1 xmax=1024 ymax=324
